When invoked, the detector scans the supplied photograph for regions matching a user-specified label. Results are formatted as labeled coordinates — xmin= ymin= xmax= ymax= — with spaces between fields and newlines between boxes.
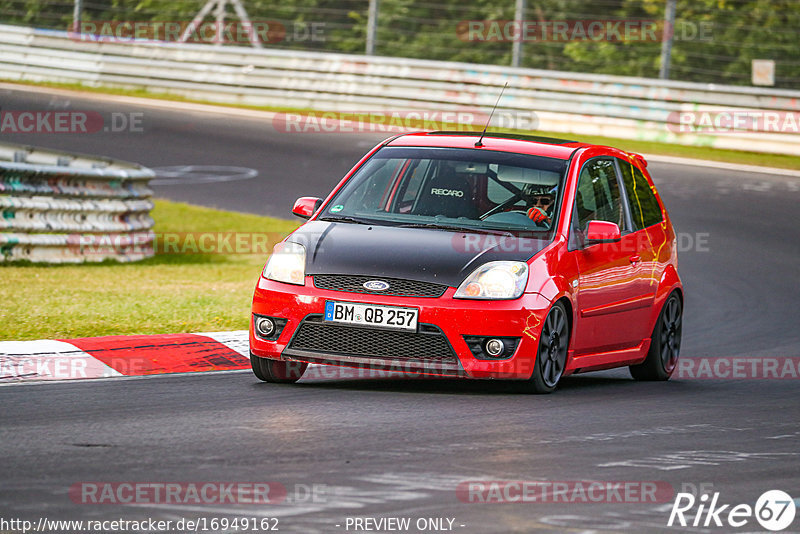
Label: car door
xmin=569 ymin=157 xmax=650 ymax=356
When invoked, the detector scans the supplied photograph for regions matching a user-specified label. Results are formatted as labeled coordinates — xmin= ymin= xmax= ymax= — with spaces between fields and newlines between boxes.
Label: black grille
xmin=287 ymin=317 xmax=457 ymax=363
xmin=313 ymin=275 xmax=447 ymax=298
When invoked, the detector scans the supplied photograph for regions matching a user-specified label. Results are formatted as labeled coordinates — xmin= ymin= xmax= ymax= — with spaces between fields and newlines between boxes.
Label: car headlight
xmin=454 ymin=261 xmax=528 ymax=300
xmin=263 ymin=242 xmax=306 ymax=285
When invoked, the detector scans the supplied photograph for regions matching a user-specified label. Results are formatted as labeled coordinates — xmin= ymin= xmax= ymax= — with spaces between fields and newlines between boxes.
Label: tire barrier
xmin=0 ymin=142 xmax=155 ymax=263
xmin=1 ymin=24 xmax=799 ymax=155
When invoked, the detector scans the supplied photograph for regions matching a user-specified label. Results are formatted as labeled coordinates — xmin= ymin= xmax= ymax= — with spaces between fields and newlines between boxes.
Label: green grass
xmin=0 ymin=200 xmax=299 ymax=341
xmin=7 ymin=79 xmax=800 ymax=171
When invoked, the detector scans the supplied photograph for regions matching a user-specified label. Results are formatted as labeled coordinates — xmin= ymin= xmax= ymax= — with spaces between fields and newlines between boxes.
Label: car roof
xmin=385 ymin=131 xmax=594 ymax=160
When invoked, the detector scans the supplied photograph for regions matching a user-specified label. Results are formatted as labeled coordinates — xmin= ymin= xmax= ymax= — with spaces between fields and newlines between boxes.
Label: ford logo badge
xmin=363 ymin=280 xmax=390 ymax=291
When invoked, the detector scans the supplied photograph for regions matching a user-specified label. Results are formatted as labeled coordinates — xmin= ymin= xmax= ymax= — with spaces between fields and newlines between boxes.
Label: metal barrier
xmin=0 ymin=24 xmax=799 ymax=155
xmin=0 ymin=142 xmax=154 ymax=263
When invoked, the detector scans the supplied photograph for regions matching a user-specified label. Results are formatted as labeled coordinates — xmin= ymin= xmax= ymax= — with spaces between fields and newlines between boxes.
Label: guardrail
xmin=1 ymin=24 xmax=799 ymax=155
xmin=0 ymin=142 xmax=154 ymax=263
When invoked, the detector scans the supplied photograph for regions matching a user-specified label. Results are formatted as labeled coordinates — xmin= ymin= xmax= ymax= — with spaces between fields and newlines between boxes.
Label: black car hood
xmin=288 ymin=221 xmax=550 ymax=287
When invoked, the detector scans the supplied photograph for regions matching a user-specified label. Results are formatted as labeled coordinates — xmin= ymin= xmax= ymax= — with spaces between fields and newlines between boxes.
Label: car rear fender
xmin=649 ymin=263 xmax=683 ymax=333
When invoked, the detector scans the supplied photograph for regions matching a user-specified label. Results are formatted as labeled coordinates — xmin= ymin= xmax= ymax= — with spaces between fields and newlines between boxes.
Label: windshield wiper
xmin=320 ymin=217 xmax=517 ymax=237
xmin=397 ymin=222 xmax=513 ymax=237
xmin=317 ymin=215 xmax=374 ymax=225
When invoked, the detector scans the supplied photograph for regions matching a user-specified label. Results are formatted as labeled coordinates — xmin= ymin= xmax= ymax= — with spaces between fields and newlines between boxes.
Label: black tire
xmin=630 ymin=292 xmax=682 ymax=381
xmin=250 ymin=354 xmax=307 ymax=383
xmin=525 ymin=301 xmax=570 ymax=394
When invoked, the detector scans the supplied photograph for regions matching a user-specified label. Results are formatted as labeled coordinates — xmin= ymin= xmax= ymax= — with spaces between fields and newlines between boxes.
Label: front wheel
xmin=629 ymin=292 xmax=682 ymax=381
xmin=524 ymin=302 xmax=570 ymax=394
xmin=250 ymin=354 xmax=307 ymax=383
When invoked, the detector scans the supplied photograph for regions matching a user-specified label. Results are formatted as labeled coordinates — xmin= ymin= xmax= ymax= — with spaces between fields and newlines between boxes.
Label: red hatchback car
xmin=250 ymin=132 xmax=683 ymax=393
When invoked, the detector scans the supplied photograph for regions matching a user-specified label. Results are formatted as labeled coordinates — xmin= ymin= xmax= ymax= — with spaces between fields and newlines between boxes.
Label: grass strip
xmin=0 ymin=199 xmax=298 ymax=340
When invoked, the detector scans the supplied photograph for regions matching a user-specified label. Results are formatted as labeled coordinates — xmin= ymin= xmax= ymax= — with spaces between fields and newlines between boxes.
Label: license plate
xmin=324 ymin=301 xmax=418 ymax=332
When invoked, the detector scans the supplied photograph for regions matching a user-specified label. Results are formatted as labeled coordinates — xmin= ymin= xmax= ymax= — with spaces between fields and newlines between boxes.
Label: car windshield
xmin=319 ymin=146 xmax=568 ymax=238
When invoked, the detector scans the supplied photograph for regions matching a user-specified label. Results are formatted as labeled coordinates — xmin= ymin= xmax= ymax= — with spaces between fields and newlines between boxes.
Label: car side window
xmin=573 ymin=158 xmax=623 ymax=232
xmin=339 ymin=159 xmax=397 ymax=213
xmin=617 ymin=158 xmax=663 ymax=230
xmin=392 ymin=160 xmax=432 ymax=213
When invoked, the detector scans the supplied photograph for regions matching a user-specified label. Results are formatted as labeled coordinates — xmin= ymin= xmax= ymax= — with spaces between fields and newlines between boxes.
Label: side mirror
xmin=585 ymin=220 xmax=621 ymax=244
xmin=292 ymin=197 xmax=323 ymax=219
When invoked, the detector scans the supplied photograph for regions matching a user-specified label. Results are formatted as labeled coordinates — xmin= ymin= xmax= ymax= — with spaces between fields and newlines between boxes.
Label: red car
xmin=250 ymin=131 xmax=682 ymax=393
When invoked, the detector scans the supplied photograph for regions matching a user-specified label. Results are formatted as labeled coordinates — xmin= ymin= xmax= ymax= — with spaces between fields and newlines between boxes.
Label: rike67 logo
xmin=668 ymin=490 xmax=796 ymax=531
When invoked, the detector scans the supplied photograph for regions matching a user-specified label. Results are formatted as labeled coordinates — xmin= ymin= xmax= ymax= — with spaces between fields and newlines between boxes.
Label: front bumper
xmin=250 ymin=276 xmax=553 ymax=380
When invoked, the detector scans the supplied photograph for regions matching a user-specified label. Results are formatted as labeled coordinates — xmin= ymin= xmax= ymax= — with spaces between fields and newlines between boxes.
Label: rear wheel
xmin=525 ymin=302 xmax=569 ymax=394
xmin=250 ymin=354 xmax=307 ymax=383
xmin=630 ymin=292 xmax=682 ymax=381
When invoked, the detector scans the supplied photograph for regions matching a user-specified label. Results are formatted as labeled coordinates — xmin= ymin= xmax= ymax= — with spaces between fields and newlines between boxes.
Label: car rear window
xmin=618 ymin=158 xmax=663 ymax=230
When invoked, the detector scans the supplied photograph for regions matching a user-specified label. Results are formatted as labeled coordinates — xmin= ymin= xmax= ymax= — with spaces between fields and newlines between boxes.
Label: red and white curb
xmin=0 ymin=331 xmax=250 ymax=383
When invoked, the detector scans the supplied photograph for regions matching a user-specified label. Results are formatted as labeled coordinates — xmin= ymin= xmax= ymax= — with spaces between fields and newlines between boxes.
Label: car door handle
xmin=629 ymin=255 xmax=641 ymax=264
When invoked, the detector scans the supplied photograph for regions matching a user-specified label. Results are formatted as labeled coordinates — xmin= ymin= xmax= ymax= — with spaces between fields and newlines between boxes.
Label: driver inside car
xmin=525 ymin=183 xmax=557 ymax=225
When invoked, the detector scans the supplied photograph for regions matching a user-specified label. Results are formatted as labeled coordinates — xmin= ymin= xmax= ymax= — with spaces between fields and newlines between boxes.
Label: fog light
xmin=255 ymin=317 xmax=275 ymax=337
xmin=485 ymin=339 xmax=505 ymax=357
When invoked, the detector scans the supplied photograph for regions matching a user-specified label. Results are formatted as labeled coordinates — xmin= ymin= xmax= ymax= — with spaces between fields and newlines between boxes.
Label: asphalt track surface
xmin=2 ymin=86 xmax=800 ymax=533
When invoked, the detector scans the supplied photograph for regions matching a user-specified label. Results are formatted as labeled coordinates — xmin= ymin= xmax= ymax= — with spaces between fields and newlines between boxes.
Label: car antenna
xmin=475 ymin=82 xmax=508 ymax=148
